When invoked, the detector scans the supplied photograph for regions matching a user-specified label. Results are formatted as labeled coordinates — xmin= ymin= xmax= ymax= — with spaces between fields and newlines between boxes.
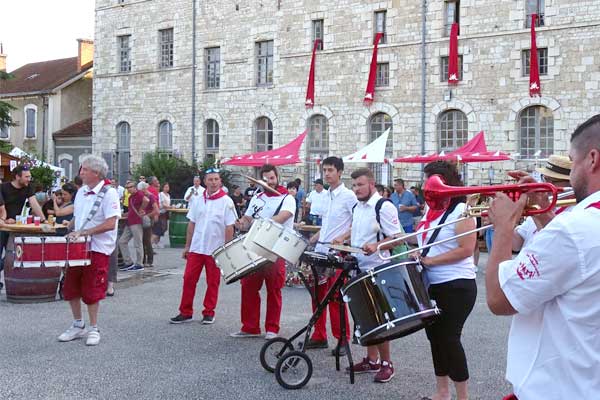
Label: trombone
xmin=377 ymin=175 xmax=574 ymax=261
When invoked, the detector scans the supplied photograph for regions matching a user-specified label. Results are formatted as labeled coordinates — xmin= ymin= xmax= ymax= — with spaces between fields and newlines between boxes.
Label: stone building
xmin=93 ymin=0 xmax=600 ymax=186
xmin=0 ymin=39 xmax=94 ymax=179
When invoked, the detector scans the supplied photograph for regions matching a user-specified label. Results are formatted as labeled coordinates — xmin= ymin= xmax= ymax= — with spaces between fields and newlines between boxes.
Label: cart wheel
xmin=275 ymin=351 xmax=313 ymax=390
xmin=260 ymin=337 xmax=294 ymax=373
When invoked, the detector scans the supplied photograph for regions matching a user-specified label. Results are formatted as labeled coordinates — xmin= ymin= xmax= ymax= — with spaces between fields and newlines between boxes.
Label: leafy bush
xmin=30 ymin=164 xmax=56 ymax=191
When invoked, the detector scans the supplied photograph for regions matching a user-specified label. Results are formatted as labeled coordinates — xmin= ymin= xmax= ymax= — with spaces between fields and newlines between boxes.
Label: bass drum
xmin=341 ymin=258 xmax=440 ymax=346
xmin=213 ymin=235 xmax=270 ymax=284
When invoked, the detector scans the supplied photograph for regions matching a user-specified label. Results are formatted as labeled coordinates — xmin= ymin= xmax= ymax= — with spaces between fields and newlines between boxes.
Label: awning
xmin=222 ymin=130 xmax=308 ymax=167
xmin=343 ymin=128 xmax=391 ymax=163
xmin=394 ymin=131 xmax=511 ymax=163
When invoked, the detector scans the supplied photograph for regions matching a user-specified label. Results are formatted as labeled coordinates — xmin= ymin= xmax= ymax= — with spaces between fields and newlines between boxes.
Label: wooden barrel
xmin=4 ymin=248 xmax=61 ymax=304
xmin=168 ymin=209 xmax=188 ymax=248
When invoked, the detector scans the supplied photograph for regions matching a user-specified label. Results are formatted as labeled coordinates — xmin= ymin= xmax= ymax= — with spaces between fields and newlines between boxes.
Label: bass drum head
xmin=342 ymin=258 xmax=440 ymax=346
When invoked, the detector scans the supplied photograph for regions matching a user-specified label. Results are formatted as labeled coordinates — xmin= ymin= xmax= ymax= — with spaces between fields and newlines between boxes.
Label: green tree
xmin=0 ymin=71 xmax=16 ymax=130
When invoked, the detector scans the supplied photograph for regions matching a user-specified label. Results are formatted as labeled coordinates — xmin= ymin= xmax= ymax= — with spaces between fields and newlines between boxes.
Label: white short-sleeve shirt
xmin=498 ymin=190 xmax=600 ymax=399
xmin=74 ymin=181 xmax=121 ymax=255
xmin=185 ymin=185 xmax=205 ymax=208
xmin=315 ymin=183 xmax=357 ymax=254
xmin=516 ymin=207 xmax=574 ymax=248
xmin=306 ymin=189 xmax=329 ymax=216
xmin=351 ymin=193 xmax=401 ymax=271
xmin=245 ymin=192 xmax=296 ymax=230
xmin=187 ymin=191 xmax=237 ymax=255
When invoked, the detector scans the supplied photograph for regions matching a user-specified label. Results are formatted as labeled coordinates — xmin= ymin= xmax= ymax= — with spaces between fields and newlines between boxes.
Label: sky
xmin=0 ymin=0 xmax=95 ymax=71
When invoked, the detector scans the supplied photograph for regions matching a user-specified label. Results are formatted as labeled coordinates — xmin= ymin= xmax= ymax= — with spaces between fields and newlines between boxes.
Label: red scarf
xmin=203 ymin=188 xmax=227 ymax=202
xmin=586 ymin=201 xmax=600 ymax=210
xmin=261 ymin=185 xmax=288 ymax=197
xmin=416 ymin=207 xmax=447 ymax=242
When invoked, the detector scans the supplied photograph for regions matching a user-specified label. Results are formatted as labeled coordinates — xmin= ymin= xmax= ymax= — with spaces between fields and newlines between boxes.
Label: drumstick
xmin=244 ymin=175 xmax=280 ymax=196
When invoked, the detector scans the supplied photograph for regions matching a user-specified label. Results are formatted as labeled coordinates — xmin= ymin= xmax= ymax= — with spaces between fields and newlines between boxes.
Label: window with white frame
xmin=439 ymin=110 xmax=468 ymax=151
xmin=526 ymin=0 xmax=545 ymax=27
xmin=118 ymin=35 xmax=132 ymax=73
xmin=24 ymin=104 xmax=37 ymax=138
xmin=444 ymin=0 xmax=460 ymax=37
xmin=519 ymin=106 xmax=553 ymax=159
xmin=58 ymin=154 xmax=73 ymax=180
xmin=306 ymin=115 xmax=329 ymax=183
xmin=312 ymin=19 xmax=324 ymax=50
xmin=159 ymin=28 xmax=174 ymax=69
xmin=158 ymin=120 xmax=173 ymax=151
xmin=205 ymin=47 xmax=220 ymax=89
xmin=376 ymin=63 xmax=389 ymax=87
xmin=440 ymin=55 xmax=463 ymax=82
xmin=116 ymin=121 xmax=131 ymax=185
xmin=369 ymin=113 xmax=393 ymax=185
xmin=206 ymin=119 xmax=219 ymax=160
xmin=256 ymin=41 xmax=274 ymax=86
xmin=0 ymin=117 xmax=9 ymax=139
xmin=521 ymin=48 xmax=548 ymax=77
xmin=255 ymin=117 xmax=273 ymax=152
xmin=374 ymin=10 xmax=387 ymax=44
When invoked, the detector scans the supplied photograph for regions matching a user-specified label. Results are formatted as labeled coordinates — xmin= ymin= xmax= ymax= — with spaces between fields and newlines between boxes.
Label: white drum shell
xmin=243 ymin=219 xmax=278 ymax=262
xmin=213 ymin=235 xmax=269 ymax=284
xmin=270 ymin=228 xmax=309 ymax=263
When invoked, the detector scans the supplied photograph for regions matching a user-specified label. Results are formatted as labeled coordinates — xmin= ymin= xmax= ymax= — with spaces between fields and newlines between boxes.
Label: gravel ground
xmin=0 ymin=244 xmax=512 ymax=400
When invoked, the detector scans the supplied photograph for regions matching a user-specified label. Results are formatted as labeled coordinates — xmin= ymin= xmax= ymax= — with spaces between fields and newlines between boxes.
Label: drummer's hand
xmin=309 ymin=233 xmax=318 ymax=245
xmin=419 ymin=256 xmax=433 ymax=267
xmin=234 ymin=219 xmax=243 ymax=230
xmin=331 ymin=236 xmax=345 ymax=245
xmin=66 ymin=230 xmax=82 ymax=241
xmin=489 ymin=192 xmax=528 ymax=230
xmin=5 ymin=218 xmax=15 ymax=225
xmin=363 ymin=243 xmax=378 ymax=255
xmin=182 ymin=247 xmax=189 ymax=259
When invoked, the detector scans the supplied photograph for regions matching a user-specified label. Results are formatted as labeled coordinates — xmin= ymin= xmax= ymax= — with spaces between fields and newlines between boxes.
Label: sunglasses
xmin=205 ymin=168 xmax=220 ymax=174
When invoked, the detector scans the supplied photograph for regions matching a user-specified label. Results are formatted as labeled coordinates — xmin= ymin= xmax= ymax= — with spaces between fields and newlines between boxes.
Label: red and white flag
xmin=364 ymin=32 xmax=384 ymax=105
xmin=529 ymin=14 xmax=541 ymax=97
xmin=305 ymin=39 xmax=321 ymax=108
xmin=448 ymin=23 xmax=460 ymax=85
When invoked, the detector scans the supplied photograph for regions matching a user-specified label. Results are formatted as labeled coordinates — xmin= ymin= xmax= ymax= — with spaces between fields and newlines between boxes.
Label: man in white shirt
xmin=59 ymin=155 xmax=121 ymax=346
xmin=231 ymin=164 xmax=296 ymax=339
xmin=184 ymin=176 xmax=205 ymax=208
xmin=487 ymin=114 xmax=600 ymax=400
xmin=305 ymin=178 xmax=328 ymax=226
xmin=170 ymin=168 xmax=236 ymax=325
xmin=338 ymin=168 xmax=401 ymax=384
xmin=306 ymin=157 xmax=356 ymax=355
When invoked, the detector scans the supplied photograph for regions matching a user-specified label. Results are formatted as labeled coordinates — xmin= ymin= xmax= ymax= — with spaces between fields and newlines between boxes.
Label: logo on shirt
xmin=516 ymin=253 xmax=541 ymax=280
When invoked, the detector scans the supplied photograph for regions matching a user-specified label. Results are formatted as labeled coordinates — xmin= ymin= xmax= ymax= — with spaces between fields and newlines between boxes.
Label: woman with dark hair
xmin=53 ymin=183 xmax=77 ymax=224
xmin=416 ymin=161 xmax=477 ymax=400
xmin=382 ymin=186 xmax=393 ymax=199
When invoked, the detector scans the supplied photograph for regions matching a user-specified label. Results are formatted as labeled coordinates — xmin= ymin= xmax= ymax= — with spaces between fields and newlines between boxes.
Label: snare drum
xmin=243 ymin=219 xmax=278 ymax=262
xmin=14 ymin=236 xmax=91 ymax=268
xmin=213 ymin=235 xmax=270 ymax=284
xmin=341 ymin=258 xmax=440 ymax=346
xmin=269 ymin=227 xmax=309 ymax=264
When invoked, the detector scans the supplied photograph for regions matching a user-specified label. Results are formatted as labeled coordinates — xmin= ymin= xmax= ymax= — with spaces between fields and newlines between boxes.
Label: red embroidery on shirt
xmin=526 ymin=253 xmax=540 ymax=277
xmin=516 ymin=258 xmax=540 ymax=281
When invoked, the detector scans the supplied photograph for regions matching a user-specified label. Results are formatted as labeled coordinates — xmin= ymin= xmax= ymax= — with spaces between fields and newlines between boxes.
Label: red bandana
xmin=261 ymin=185 xmax=289 ymax=197
xmin=416 ymin=207 xmax=447 ymax=242
xmin=203 ymin=188 xmax=227 ymax=202
xmin=586 ymin=201 xmax=600 ymax=210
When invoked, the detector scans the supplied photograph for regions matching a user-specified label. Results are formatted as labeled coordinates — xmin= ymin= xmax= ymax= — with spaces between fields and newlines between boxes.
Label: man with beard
xmin=231 ymin=164 xmax=296 ymax=339
xmin=486 ymin=114 xmax=600 ymax=400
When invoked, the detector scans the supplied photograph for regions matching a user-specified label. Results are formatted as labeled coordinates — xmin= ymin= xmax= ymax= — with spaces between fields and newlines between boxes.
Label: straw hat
xmin=536 ymin=155 xmax=572 ymax=181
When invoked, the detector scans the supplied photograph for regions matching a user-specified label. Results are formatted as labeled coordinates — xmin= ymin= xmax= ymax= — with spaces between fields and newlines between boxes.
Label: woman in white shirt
xmin=416 ymin=161 xmax=477 ymax=400
xmin=152 ymin=182 xmax=171 ymax=247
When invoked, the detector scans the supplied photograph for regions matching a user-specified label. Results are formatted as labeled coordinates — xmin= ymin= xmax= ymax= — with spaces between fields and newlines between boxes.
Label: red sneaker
xmin=346 ymin=357 xmax=381 ymax=374
xmin=374 ymin=361 xmax=395 ymax=383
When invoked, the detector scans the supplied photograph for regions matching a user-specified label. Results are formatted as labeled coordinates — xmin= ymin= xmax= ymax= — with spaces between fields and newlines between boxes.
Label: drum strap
xmin=273 ymin=194 xmax=289 ymax=217
xmin=420 ymin=202 xmax=458 ymax=258
xmin=79 ymin=184 xmax=111 ymax=232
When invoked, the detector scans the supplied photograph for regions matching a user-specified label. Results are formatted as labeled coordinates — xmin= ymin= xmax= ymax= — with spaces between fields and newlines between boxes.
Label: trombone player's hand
xmin=488 ymin=192 xmax=528 ymax=230
xmin=508 ymin=170 xmax=551 ymax=212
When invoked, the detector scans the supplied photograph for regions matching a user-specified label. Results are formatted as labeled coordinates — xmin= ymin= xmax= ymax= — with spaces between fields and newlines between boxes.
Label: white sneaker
xmin=86 ymin=330 xmax=101 ymax=346
xmin=265 ymin=331 xmax=278 ymax=340
xmin=58 ymin=325 xmax=87 ymax=342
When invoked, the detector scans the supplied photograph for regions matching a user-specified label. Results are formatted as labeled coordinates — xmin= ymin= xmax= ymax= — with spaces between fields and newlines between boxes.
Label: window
xmin=312 ymin=19 xmax=324 ymax=50
xmin=118 ymin=35 xmax=131 ymax=73
xmin=255 ymin=117 xmax=273 ymax=152
xmin=58 ymin=155 xmax=73 ymax=180
xmin=24 ymin=105 xmax=37 ymax=138
xmin=158 ymin=120 xmax=173 ymax=151
xmin=256 ymin=41 xmax=274 ymax=86
xmin=520 ymin=106 xmax=553 ymax=159
xmin=526 ymin=0 xmax=545 ymax=27
xmin=440 ymin=55 xmax=463 ymax=82
xmin=306 ymin=115 xmax=329 ymax=182
xmin=521 ymin=48 xmax=548 ymax=77
xmin=369 ymin=113 xmax=393 ymax=185
xmin=0 ymin=117 xmax=9 ymax=139
xmin=116 ymin=122 xmax=131 ymax=185
xmin=159 ymin=28 xmax=174 ymax=68
xmin=206 ymin=119 xmax=219 ymax=157
xmin=376 ymin=63 xmax=389 ymax=87
xmin=438 ymin=110 xmax=468 ymax=151
xmin=444 ymin=0 xmax=460 ymax=37
xmin=205 ymin=47 xmax=220 ymax=89
xmin=374 ymin=10 xmax=387 ymax=44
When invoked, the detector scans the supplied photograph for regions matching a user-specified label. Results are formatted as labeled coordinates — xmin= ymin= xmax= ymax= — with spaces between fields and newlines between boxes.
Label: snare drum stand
xmin=260 ymin=254 xmax=359 ymax=389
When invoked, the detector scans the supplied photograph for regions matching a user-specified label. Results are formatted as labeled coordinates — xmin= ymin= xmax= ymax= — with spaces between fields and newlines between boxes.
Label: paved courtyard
xmin=0 ymin=244 xmax=512 ymax=400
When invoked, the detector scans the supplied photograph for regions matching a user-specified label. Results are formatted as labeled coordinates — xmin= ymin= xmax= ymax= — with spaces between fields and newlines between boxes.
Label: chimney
xmin=77 ymin=39 xmax=94 ymax=72
xmin=0 ymin=42 xmax=6 ymax=72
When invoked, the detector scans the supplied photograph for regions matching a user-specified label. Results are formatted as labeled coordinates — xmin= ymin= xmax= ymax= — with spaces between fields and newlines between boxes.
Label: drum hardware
xmin=243 ymin=174 xmax=281 ymax=196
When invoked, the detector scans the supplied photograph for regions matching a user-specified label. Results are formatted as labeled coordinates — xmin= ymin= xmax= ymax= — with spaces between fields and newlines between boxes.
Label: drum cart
xmin=259 ymin=251 xmax=359 ymax=390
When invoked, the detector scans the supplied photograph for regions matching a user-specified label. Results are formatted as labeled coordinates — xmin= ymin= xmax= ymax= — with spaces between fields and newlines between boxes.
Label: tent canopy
xmin=394 ymin=131 xmax=511 ymax=163
xmin=222 ymin=130 xmax=307 ymax=167
xmin=343 ymin=128 xmax=391 ymax=163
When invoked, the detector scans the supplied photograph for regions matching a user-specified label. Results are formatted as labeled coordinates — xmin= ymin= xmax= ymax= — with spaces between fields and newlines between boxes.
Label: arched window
xmin=205 ymin=119 xmax=219 ymax=162
xmin=116 ymin=121 xmax=131 ymax=185
xmin=158 ymin=120 xmax=173 ymax=151
xmin=255 ymin=117 xmax=273 ymax=152
xmin=368 ymin=112 xmax=393 ymax=185
xmin=306 ymin=115 xmax=329 ymax=182
xmin=438 ymin=110 xmax=468 ymax=152
xmin=24 ymin=104 xmax=37 ymax=139
xmin=519 ymin=106 xmax=553 ymax=159
xmin=58 ymin=154 xmax=73 ymax=180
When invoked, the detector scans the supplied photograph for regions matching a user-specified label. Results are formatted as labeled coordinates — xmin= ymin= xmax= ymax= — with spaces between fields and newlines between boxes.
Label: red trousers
xmin=240 ymin=259 xmax=286 ymax=334
xmin=178 ymin=253 xmax=221 ymax=317
xmin=310 ymin=270 xmax=350 ymax=342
